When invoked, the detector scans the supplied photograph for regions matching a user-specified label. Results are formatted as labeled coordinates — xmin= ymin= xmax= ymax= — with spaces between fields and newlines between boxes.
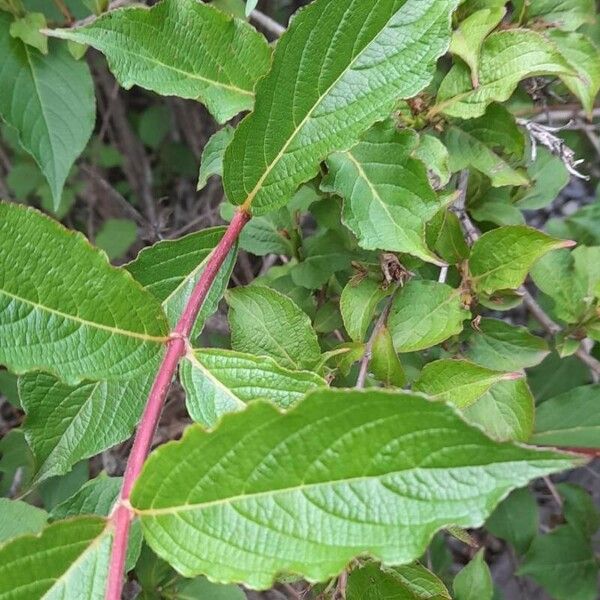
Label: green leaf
xmin=0 ymin=517 xmax=111 ymax=599
xmin=132 ymin=389 xmax=577 ymax=588
xmin=95 ymin=218 xmax=137 ymax=261
xmin=531 ymin=247 xmax=600 ymax=325
xmin=389 ymin=280 xmax=470 ymax=352
xmin=9 ymin=12 xmax=47 ymax=54
xmin=450 ymin=8 xmax=506 ymax=87
xmin=453 ymin=549 xmax=493 ymax=600
xmin=197 ymin=126 xmax=235 ymax=191
xmin=50 ymin=0 xmax=271 ymax=124
xmin=240 ymin=217 xmax=295 ymax=257
xmin=50 ymin=475 xmax=122 ymax=520
xmin=463 ymin=379 xmax=535 ymax=442
xmin=226 ymin=286 xmax=321 ymax=370
xmin=519 ymin=525 xmax=599 ymax=600
xmin=0 ymin=498 xmax=47 ymax=543
xmin=515 ymin=0 xmax=595 ymax=32
xmin=469 ymin=225 xmax=571 ymax=294
xmin=223 ymin=0 xmax=459 ymax=215
xmin=20 ymin=372 xmax=154 ymax=483
xmin=180 ymin=348 xmax=326 ymax=427
xmin=290 ymin=231 xmax=351 ymax=289
xmin=0 ymin=14 xmax=95 ymax=208
xmin=322 ymin=123 xmax=442 ymax=264
xmin=445 ymin=104 xmax=527 ymax=187
xmin=426 ymin=209 xmax=470 ymax=264
xmin=0 ymin=203 xmax=168 ymax=384
xmin=370 ymin=327 xmax=406 ymax=388
xmin=558 ymin=483 xmax=600 ymax=537
xmin=465 ymin=318 xmax=550 ymax=371
xmin=347 ymin=562 xmax=451 ymax=600
xmin=486 ymin=487 xmax=538 ymax=554
xmin=245 ymin=0 xmax=257 ymax=17
xmin=49 ymin=474 xmax=142 ymax=571
xmin=532 ymin=384 xmax=600 ymax=448
xmin=413 ymin=134 xmax=451 ymax=189
xmin=413 ymin=359 xmax=521 ymax=408
xmin=0 ymin=429 xmax=34 ymax=496
xmin=435 ymin=29 xmax=573 ymax=119
xmin=516 ymin=148 xmax=570 ymax=210
xmin=549 ymin=31 xmax=600 ymax=119
xmin=126 ymin=227 xmax=236 ymax=336
xmin=340 ymin=277 xmax=389 ymax=343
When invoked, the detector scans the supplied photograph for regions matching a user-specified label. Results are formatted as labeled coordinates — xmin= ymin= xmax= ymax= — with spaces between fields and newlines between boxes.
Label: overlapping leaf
xmin=0 ymin=517 xmax=111 ymax=600
xmin=20 ymin=372 xmax=154 ymax=483
xmin=227 ymin=286 xmax=321 ymax=370
xmin=0 ymin=13 xmax=95 ymax=208
xmin=469 ymin=225 xmax=571 ymax=294
xmin=389 ymin=280 xmax=470 ymax=352
xmin=126 ymin=227 xmax=237 ymax=335
xmin=513 ymin=0 xmax=595 ymax=32
xmin=322 ymin=123 xmax=442 ymax=263
xmin=0 ymin=203 xmax=168 ymax=384
xmin=413 ymin=359 xmax=520 ymax=408
xmin=180 ymin=348 xmax=326 ymax=427
xmin=434 ymin=29 xmax=573 ymax=118
xmin=223 ymin=0 xmax=459 ymax=215
xmin=340 ymin=277 xmax=390 ymax=343
xmin=132 ymin=389 xmax=577 ymax=588
xmin=50 ymin=0 xmax=271 ymax=123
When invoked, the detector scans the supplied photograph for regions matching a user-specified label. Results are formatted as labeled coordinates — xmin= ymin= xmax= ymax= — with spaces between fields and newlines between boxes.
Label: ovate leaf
xmin=322 ymin=123 xmax=442 ymax=264
xmin=486 ymin=487 xmax=538 ymax=554
xmin=50 ymin=0 xmax=271 ymax=124
xmin=463 ymin=379 xmax=535 ymax=442
xmin=126 ymin=227 xmax=236 ymax=336
xmin=0 ymin=517 xmax=111 ymax=599
xmin=0 ymin=14 xmax=95 ymax=208
xmin=469 ymin=225 xmax=571 ymax=294
xmin=132 ymin=389 xmax=577 ymax=588
xmin=227 ymin=286 xmax=321 ymax=370
xmin=50 ymin=475 xmax=122 ymax=521
xmin=413 ymin=359 xmax=520 ymax=408
xmin=558 ymin=483 xmax=600 ymax=538
xmin=340 ymin=277 xmax=390 ymax=343
xmin=450 ymin=8 xmax=506 ymax=87
xmin=197 ymin=126 xmax=235 ymax=191
xmin=0 ymin=499 xmax=47 ymax=543
xmin=223 ymin=0 xmax=459 ymax=215
xmin=445 ymin=104 xmax=527 ymax=187
xmin=20 ymin=372 xmax=154 ymax=483
xmin=9 ymin=12 xmax=47 ymax=54
xmin=180 ymin=348 xmax=326 ymax=427
xmin=519 ymin=525 xmax=599 ymax=600
xmin=347 ymin=562 xmax=451 ymax=600
xmin=531 ymin=385 xmax=600 ymax=448
xmin=548 ymin=31 xmax=600 ymax=119
xmin=453 ymin=549 xmax=493 ymax=600
xmin=435 ymin=30 xmax=573 ymax=119
xmin=413 ymin=134 xmax=451 ymax=189
xmin=0 ymin=203 xmax=168 ymax=384
xmin=389 ymin=280 xmax=470 ymax=352
xmin=465 ymin=318 xmax=550 ymax=371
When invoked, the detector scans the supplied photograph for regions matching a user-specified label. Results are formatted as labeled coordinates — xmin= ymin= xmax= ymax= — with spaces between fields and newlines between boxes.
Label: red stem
xmin=105 ymin=209 xmax=250 ymax=600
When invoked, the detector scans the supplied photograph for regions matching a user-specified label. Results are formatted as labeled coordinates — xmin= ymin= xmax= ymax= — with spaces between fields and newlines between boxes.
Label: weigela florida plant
xmin=0 ymin=0 xmax=600 ymax=599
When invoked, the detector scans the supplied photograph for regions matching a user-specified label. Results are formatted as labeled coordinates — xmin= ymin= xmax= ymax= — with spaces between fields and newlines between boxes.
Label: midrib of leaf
xmin=135 ymin=407 xmax=557 ymax=517
xmin=345 ymin=152 xmax=406 ymax=236
xmin=135 ymin=458 xmax=547 ymax=517
xmin=0 ymin=288 xmax=168 ymax=343
xmin=185 ymin=354 xmax=245 ymax=409
xmin=100 ymin=38 xmax=254 ymax=97
xmin=231 ymin=299 xmax=297 ymax=366
xmin=23 ymin=44 xmax=57 ymax=186
xmin=399 ymin=289 xmax=461 ymax=333
xmin=31 ymin=381 xmax=102 ymax=482
xmin=427 ymin=374 xmax=517 ymax=399
xmin=240 ymin=3 xmax=417 ymax=212
xmin=535 ymin=425 xmax=600 ymax=437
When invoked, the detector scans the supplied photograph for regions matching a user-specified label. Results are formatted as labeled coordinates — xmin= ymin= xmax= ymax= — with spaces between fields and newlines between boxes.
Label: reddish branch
xmin=105 ymin=209 xmax=250 ymax=600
